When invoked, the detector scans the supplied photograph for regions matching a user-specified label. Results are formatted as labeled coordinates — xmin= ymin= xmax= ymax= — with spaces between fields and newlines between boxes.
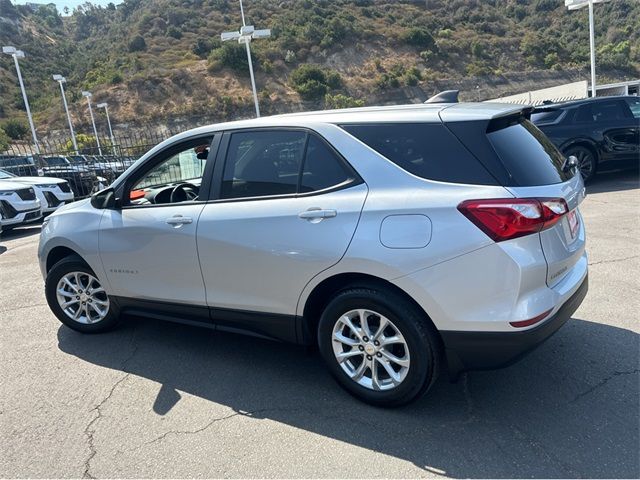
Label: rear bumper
xmin=441 ymin=273 xmax=588 ymax=379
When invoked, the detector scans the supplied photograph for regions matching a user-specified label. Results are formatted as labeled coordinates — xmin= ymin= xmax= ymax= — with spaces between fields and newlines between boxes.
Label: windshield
xmin=0 ymin=169 xmax=16 ymax=179
xmin=45 ymin=157 xmax=68 ymax=166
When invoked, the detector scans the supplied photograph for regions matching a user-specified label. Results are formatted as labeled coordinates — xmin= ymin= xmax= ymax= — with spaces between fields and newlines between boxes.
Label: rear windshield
xmin=341 ymin=123 xmax=497 ymax=185
xmin=487 ymin=118 xmax=571 ymax=185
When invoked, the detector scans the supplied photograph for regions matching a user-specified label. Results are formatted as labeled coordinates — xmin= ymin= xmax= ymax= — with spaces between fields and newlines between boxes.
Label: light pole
xmin=82 ymin=91 xmax=102 ymax=156
xmin=2 ymin=46 xmax=39 ymax=154
xmin=96 ymin=102 xmax=116 ymax=155
xmin=565 ymin=0 xmax=611 ymax=98
xmin=221 ymin=0 xmax=271 ymax=117
xmin=53 ymin=75 xmax=78 ymax=155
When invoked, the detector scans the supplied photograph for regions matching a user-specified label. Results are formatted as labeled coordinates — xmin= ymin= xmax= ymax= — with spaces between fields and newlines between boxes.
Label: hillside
xmin=1 ymin=0 xmax=639 ymax=141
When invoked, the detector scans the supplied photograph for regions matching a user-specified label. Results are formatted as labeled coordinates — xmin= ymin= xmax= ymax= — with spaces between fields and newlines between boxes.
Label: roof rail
xmin=424 ymin=90 xmax=459 ymax=104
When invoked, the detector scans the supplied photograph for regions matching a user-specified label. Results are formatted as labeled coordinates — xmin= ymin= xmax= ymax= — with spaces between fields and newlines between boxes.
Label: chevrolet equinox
xmin=39 ymin=103 xmax=588 ymax=406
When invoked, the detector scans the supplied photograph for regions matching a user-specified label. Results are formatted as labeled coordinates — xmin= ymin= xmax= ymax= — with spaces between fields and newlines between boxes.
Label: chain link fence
xmin=0 ymin=128 xmax=179 ymax=199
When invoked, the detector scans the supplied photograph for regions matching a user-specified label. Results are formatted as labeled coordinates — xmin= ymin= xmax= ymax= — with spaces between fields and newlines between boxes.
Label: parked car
xmin=0 ymin=155 xmax=39 ymax=176
xmin=39 ymin=102 xmax=588 ymax=406
xmin=0 ymin=169 xmax=74 ymax=214
xmin=40 ymin=156 xmax=101 ymax=198
xmin=0 ymin=180 xmax=42 ymax=231
xmin=532 ymin=96 xmax=640 ymax=181
xmin=67 ymin=155 xmax=117 ymax=184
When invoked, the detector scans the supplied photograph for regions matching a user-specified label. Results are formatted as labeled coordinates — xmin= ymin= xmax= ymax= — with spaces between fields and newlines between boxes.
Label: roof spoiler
xmin=424 ymin=90 xmax=459 ymax=104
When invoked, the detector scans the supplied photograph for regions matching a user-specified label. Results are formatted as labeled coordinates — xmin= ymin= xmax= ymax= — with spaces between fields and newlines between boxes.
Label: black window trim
xmin=209 ymin=126 xmax=363 ymax=204
xmin=117 ymin=133 xmax=220 ymax=209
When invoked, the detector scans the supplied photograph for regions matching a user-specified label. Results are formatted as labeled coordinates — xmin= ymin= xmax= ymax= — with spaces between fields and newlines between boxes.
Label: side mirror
xmin=563 ymin=155 xmax=579 ymax=174
xmin=90 ymin=187 xmax=117 ymax=209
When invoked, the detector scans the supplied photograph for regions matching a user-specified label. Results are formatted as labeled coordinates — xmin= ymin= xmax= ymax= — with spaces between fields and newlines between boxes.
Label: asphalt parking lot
xmin=0 ymin=170 xmax=638 ymax=479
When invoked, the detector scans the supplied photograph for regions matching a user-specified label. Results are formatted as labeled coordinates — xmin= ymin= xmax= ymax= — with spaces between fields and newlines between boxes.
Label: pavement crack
xmin=570 ymin=369 xmax=639 ymax=404
xmin=588 ymin=255 xmax=640 ymax=266
xmin=82 ymin=329 xmax=139 ymax=479
xmin=0 ymin=302 xmax=48 ymax=313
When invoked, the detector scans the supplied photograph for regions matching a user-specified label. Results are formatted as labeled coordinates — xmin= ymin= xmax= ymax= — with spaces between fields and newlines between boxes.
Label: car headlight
xmin=0 ymin=190 xmax=15 ymax=196
xmin=35 ymin=184 xmax=58 ymax=189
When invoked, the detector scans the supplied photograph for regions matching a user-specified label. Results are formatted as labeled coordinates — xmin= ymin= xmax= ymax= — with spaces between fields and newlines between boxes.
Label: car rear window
xmin=341 ymin=123 xmax=497 ymax=185
xmin=487 ymin=118 xmax=571 ymax=185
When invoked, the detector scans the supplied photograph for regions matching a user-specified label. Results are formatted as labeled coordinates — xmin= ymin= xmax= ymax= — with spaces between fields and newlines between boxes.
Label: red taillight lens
xmin=457 ymin=197 xmax=568 ymax=242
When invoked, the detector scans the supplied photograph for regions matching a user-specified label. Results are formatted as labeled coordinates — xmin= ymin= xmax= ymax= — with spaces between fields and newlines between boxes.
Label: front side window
xmin=574 ymin=100 xmax=629 ymax=123
xmin=127 ymin=138 xmax=213 ymax=205
xmin=221 ymin=130 xmax=354 ymax=200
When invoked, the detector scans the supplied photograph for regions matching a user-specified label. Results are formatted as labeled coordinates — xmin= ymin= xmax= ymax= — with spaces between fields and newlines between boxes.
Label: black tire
xmin=564 ymin=145 xmax=597 ymax=182
xmin=45 ymin=255 xmax=120 ymax=333
xmin=317 ymin=287 xmax=441 ymax=407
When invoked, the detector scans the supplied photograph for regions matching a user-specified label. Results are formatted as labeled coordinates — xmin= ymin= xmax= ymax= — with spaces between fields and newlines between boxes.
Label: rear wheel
xmin=318 ymin=287 xmax=440 ymax=407
xmin=564 ymin=145 xmax=597 ymax=182
xmin=45 ymin=256 xmax=120 ymax=333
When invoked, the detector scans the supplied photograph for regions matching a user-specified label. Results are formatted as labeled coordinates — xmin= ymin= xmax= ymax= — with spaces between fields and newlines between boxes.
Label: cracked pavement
xmin=1 ymin=170 xmax=638 ymax=478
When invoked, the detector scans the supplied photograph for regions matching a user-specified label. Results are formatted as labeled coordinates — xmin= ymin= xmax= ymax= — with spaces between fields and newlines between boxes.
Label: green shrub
xmin=128 ymin=35 xmax=147 ymax=52
xmin=290 ymin=64 xmax=342 ymax=101
xmin=1 ymin=118 xmax=28 ymax=140
xmin=324 ymin=94 xmax=364 ymax=109
xmin=0 ymin=128 xmax=9 ymax=153
xmin=208 ymin=43 xmax=249 ymax=74
xmin=401 ymin=27 xmax=436 ymax=50
xmin=167 ymin=26 xmax=182 ymax=39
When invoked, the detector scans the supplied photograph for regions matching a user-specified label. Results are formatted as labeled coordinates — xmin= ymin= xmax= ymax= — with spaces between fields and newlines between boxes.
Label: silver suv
xmin=39 ymin=103 xmax=588 ymax=406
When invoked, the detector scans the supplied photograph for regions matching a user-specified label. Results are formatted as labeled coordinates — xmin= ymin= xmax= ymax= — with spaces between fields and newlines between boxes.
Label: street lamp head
xmin=252 ymin=29 xmax=271 ymax=39
xmin=2 ymin=46 xmax=17 ymax=54
xmin=565 ymin=0 xmax=610 ymax=10
xmin=97 ymin=103 xmax=107 ymax=108
xmin=240 ymin=25 xmax=254 ymax=36
xmin=14 ymin=50 xmax=25 ymax=58
xmin=221 ymin=31 xmax=241 ymax=42
xmin=52 ymin=74 xmax=66 ymax=82
xmin=82 ymin=91 xmax=92 ymax=98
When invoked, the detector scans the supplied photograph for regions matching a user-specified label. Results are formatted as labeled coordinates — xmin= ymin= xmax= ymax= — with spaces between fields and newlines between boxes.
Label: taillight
xmin=457 ymin=197 xmax=568 ymax=242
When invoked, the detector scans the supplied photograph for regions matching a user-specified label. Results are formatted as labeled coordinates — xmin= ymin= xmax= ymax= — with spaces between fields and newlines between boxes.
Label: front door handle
xmin=298 ymin=208 xmax=337 ymax=221
xmin=166 ymin=215 xmax=193 ymax=227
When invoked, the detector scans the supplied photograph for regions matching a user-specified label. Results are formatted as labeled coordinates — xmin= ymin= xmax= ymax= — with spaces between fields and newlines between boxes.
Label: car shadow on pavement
xmin=586 ymin=168 xmax=639 ymax=195
xmin=57 ymin=316 xmax=639 ymax=478
xmin=0 ymin=225 xmax=41 ymax=241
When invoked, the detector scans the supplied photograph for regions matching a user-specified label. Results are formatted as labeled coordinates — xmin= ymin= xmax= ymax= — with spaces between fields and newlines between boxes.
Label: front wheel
xmin=45 ymin=256 xmax=120 ymax=333
xmin=318 ymin=287 xmax=441 ymax=407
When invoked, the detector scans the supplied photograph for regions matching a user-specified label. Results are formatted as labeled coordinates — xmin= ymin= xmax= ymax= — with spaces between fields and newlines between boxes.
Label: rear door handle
xmin=298 ymin=208 xmax=337 ymax=220
xmin=166 ymin=215 xmax=193 ymax=226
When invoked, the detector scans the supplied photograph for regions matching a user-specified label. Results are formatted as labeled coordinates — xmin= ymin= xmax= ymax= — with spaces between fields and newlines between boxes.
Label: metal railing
xmin=1 ymin=128 xmax=179 ymax=199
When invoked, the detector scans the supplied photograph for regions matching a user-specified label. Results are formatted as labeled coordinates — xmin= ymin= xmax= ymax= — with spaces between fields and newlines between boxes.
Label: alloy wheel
xmin=56 ymin=271 xmax=110 ymax=324
xmin=331 ymin=309 xmax=410 ymax=391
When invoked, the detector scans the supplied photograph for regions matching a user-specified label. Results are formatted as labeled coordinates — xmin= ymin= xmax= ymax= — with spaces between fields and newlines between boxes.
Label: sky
xmin=12 ymin=0 xmax=123 ymax=15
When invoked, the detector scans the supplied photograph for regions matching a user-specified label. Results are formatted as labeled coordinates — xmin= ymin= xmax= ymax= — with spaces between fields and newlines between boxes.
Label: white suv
xmin=39 ymin=103 xmax=588 ymax=406
xmin=0 ymin=169 xmax=74 ymax=214
xmin=0 ymin=180 xmax=42 ymax=231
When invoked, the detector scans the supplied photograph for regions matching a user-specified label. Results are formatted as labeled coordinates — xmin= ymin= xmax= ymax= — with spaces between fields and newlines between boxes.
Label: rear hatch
xmin=446 ymin=108 xmax=586 ymax=287
xmin=486 ymin=115 xmax=586 ymax=287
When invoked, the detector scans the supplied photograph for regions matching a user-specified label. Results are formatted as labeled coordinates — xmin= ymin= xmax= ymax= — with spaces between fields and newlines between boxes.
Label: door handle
xmin=166 ymin=215 xmax=193 ymax=226
xmin=298 ymin=208 xmax=337 ymax=220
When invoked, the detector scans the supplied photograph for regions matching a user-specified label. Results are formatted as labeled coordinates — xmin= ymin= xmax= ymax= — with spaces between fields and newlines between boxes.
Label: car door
xmin=576 ymin=99 xmax=639 ymax=164
xmin=196 ymin=129 xmax=368 ymax=339
xmin=98 ymin=135 xmax=216 ymax=307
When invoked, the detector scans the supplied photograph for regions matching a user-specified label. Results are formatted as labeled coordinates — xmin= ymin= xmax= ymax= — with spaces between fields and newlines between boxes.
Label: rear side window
xmin=341 ymin=123 xmax=497 ymax=185
xmin=487 ymin=118 xmax=571 ymax=185
xmin=625 ymin=97 xmax=640 ymax=119
xmin=574 ymin=100 xmax=630 ymax=123
xmin=222 ymin=131 xmax=306 ymax=199
xmin=300 ymin=135 xmax=352 ymax=192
